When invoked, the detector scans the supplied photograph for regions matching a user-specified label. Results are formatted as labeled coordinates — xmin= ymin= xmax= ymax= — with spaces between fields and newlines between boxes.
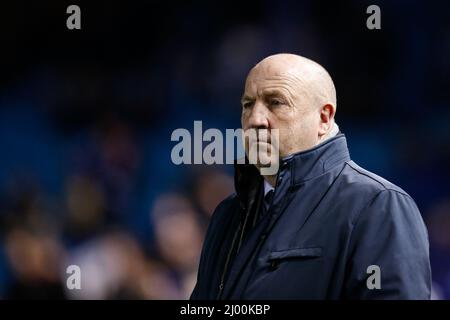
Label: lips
xmin=246 ymin=129 xmax=272 ymax=145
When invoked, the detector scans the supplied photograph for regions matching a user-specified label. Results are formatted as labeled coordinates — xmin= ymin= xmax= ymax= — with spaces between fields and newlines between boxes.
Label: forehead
xmin=244 ymin=63 xmax=301 ymax=96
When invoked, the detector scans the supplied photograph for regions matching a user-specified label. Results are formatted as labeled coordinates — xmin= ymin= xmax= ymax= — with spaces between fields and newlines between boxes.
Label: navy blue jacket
xmin=191 ymin=134 xmax=431 ymax=299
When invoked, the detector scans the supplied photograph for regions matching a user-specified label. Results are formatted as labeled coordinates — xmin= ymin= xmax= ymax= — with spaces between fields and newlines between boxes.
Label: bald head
xmin=249 ymin=53 xmax=337 ymax=112
xmin=241 ymin=53 xmax=338 ymax=170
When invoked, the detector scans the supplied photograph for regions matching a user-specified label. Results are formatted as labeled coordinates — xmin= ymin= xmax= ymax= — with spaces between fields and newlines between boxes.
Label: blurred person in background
xmin=4 ymin=227 xmax=66 ymax=299
xmin=69 ymin=116 xmax=140 ymax=226
xmin=0 ymin=181 xmax=66 ymax=299
xmin=151 ymin=193 xmax=205 ymax=299
xmin=65 ymin=230 xmax=180 ymax=299
xmin=426 ymin=199 xmax=450 ymax=299
xmin=182 ymin=167 xmax=235 ymax=232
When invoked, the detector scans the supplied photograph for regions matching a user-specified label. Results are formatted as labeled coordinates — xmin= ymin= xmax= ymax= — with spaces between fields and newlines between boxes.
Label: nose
xmin=244 ymin=101 xmax=269 ymax=130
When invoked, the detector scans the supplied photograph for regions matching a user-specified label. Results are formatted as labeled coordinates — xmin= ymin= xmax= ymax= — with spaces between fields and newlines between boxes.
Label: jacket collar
xmin=286 ymin=133 xmax=350 ymax=186
xmin=234 ymin=133 xmax=351 ymax=206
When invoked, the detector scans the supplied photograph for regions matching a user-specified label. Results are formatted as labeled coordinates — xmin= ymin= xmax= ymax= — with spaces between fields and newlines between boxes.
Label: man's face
xmin=241 ymin=62 xmax=321 ymax=161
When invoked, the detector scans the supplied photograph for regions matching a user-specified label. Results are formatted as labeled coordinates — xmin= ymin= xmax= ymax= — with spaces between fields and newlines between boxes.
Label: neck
xmin=319 ymin=122 xmax=339 ymax=143
xmin=263 ymin=175 xmax=277 ymax=187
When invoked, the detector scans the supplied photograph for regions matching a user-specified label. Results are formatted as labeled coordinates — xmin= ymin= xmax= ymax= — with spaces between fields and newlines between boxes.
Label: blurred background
xmin=0 ymin=0 xmax=449 ymax=299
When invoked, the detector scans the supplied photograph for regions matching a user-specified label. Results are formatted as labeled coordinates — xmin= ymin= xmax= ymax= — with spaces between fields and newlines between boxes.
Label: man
xmin=190 ymin=53 xmax=431 ymax=299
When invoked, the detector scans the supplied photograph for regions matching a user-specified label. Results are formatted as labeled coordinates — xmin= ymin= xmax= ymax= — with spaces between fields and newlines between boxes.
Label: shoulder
xmin=340 ymin=160 xmax=414 ymax=201
xmin=337 ymin=160 xmax=421 ymax=223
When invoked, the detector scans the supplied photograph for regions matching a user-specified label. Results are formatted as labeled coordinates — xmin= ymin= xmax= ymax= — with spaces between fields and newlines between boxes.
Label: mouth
xmin=244 ymin=129 xmax=272 ymax=145
xmin=248 ymin=135 xmax=271 ymax=145
xmin=248 ymin=140 xmax=272 ymax=149
xmin=247 ymin=141 xmax=274 ymax=159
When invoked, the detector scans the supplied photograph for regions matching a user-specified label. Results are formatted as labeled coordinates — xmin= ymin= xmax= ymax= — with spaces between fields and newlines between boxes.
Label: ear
xmin=318 ymin=103 xmax=336 ymax=137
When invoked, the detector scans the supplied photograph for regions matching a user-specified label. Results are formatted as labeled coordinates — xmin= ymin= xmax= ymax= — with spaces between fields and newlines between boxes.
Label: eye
xmin=243 ymin=101 xmax=254 ymax=109
xmin=270 ymin=99 xmax=283 ymax=106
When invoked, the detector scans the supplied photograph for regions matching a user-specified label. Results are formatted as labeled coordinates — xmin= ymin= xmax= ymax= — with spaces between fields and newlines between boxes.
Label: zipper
xmin=217 ymin=217 xmax=243 ymax=299
xmin=217 ymin=162 xmax=288 ymax=299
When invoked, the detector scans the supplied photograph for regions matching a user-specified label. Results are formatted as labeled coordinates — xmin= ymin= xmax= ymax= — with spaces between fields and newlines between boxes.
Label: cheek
xmin=289 ymin=113 xmax=318 ymax=139
xmin=276 ymin=111 xmax=319 ymax=154
xmin=274 ymin=126 xmax=296 ymax=156
xmin=241 ymin=110 xmax=250 ymax=129
xmin=275 ymin=109 xmax=304 ymax=135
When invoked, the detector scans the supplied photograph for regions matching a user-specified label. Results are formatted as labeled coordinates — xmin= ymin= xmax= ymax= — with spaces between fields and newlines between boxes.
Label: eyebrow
xmin=241 ymin=95 xmax=254 ymax=104
xmin=241 ymin=89 xmax=287 ymax=103
xmin=261 ymin=89 xmax=287 ymax=98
